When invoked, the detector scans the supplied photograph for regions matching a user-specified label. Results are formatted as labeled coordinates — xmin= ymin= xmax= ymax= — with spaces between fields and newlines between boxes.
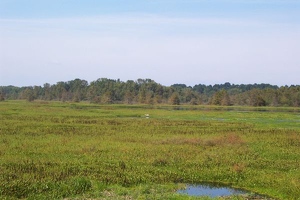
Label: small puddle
xmin=177 ymin=184 xmax=248 ymax=197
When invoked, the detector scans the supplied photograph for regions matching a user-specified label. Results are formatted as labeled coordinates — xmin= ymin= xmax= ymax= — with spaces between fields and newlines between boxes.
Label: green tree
xmin=101 ymin=91 xmax=113 ymax=104
xmin=138 ymin=88 xmax=146 ymax=104
xmin=145 ymin=91 xmax=154 ymax=105
xmin=0 ymin=93 xmax=4 ymax=101
xmin=211 ymin=90 xmax=230 ymax=106
xmin=221 ymin=90 xmax=231 ymax=106
xmin=24 ymin=87 xmax=35 ymax=102
xmin=68 ymin=79 xmax=88 ymax=102
xmin=124 ymin=91 xmax=134 ymax=104
xmin=211 ymin=91 xmax=222 ymax=105
xmin=169 ymin=92 xmax=180 ymax=105
xmin=249 ymin=89 xmax=266 ymax=106
xmin=43 ymin=83 xmax=52 ymax=100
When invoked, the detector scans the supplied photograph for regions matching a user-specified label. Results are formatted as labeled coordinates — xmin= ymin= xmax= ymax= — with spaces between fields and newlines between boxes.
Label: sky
xmin=0 ymin=0 xmax=300 ymax=87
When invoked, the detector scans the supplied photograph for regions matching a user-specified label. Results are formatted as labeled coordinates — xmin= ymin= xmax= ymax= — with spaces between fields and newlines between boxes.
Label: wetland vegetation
xmin=0 ymin=101 xmax=299 ymax=199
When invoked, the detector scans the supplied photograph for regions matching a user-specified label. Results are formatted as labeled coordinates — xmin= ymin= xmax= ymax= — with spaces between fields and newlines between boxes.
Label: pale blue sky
xmin=0 ymin=0 xmax=300 ymax=86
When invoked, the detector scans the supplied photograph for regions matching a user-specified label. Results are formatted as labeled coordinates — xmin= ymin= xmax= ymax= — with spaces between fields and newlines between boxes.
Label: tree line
xmin=1 ymin=78 xmax=300 ymax=107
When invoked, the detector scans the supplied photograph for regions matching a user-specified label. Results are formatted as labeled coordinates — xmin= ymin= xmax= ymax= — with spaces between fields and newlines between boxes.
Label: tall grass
xmin=0 ymin=101 xmax=299 ymax=199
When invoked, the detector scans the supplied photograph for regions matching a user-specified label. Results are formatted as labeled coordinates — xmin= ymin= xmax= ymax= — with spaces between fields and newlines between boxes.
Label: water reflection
xmin=177 ymin=184 xmax=247 ymax=197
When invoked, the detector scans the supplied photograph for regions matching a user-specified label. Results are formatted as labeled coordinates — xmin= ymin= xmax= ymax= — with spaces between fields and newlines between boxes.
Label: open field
xmin=0 ymin=101 xmax=299 ymax=199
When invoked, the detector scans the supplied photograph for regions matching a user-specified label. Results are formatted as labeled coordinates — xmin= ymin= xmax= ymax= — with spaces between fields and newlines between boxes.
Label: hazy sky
xmin=1 ymin=0 xmax=300 ymax=86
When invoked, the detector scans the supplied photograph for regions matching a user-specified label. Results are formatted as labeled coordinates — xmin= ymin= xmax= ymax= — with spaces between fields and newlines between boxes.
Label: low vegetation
xmin=0 ymin=101 xmax=299 ymax=199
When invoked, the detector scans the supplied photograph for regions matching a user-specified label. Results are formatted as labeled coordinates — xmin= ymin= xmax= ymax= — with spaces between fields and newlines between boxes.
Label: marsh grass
xmin=0 ymin=101 xmax=299 ymax=199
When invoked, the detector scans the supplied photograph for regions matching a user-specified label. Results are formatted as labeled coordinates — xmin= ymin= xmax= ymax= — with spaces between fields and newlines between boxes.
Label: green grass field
xmin=0 ymin=101 xmax=299 ymax=199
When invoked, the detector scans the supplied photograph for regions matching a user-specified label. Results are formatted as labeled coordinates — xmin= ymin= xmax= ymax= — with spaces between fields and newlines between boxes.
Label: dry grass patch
xmin=204 ymin=133 xmax=245 ymax=147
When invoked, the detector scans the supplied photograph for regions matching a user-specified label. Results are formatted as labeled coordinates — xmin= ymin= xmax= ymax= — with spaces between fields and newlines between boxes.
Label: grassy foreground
xmin=0 ymin=101 xmax=299 ymax=199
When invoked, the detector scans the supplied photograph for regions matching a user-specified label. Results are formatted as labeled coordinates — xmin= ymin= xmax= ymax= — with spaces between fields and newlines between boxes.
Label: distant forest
xmin=1 ymin=78 xmax=300 ymax=107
